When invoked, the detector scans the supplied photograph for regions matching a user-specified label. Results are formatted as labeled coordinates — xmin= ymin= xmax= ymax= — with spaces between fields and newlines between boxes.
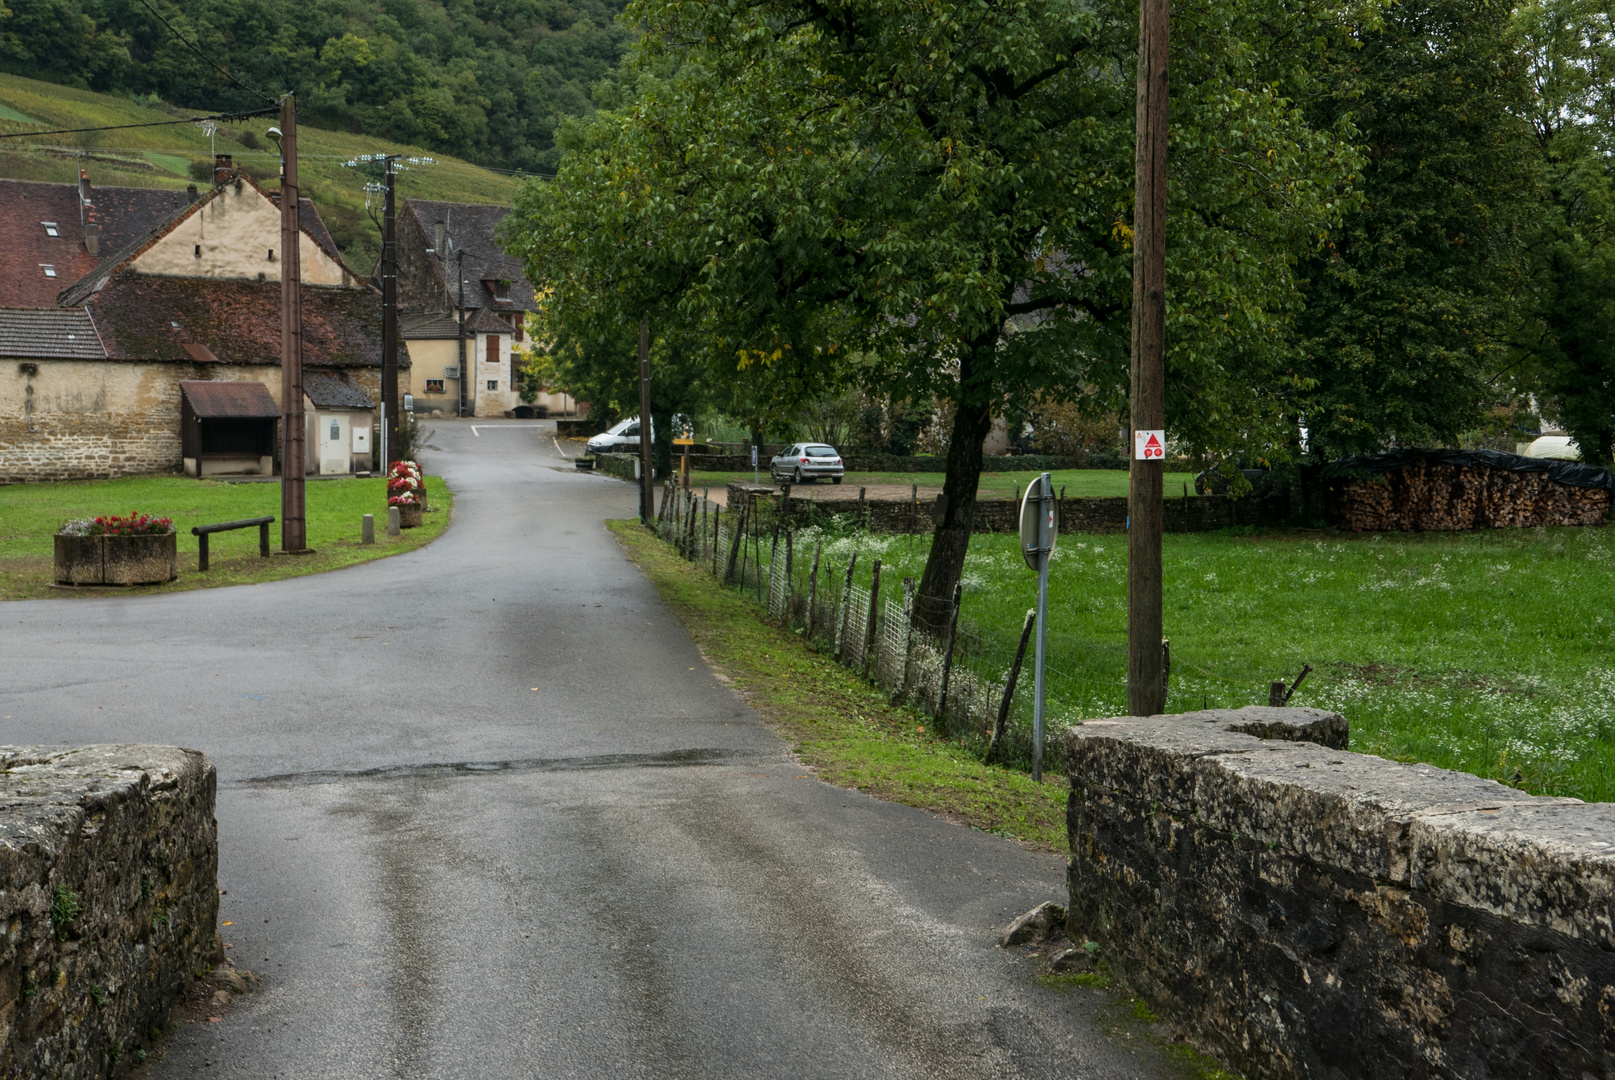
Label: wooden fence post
xmin=986 ymin=608 xmax=1037 ymax=764
xmin=937 ymin=582 xmax=963 ymax=721
xmin=897 ymin=577 xmax=916 ymax=702
xmin=806 ymin=539 xmax=822 ymax=640
xmin=863 ymin=558 xmax=883 ymax=677
xmin=725 ymin=502 xmax=746 ymax=584
xmin=835 ymin=552 xmax=859 ymax=662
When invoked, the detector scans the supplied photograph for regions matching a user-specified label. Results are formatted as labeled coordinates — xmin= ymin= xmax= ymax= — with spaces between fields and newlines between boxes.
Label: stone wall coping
xmin=1067 ymin=708 xmax=1615 ymax=946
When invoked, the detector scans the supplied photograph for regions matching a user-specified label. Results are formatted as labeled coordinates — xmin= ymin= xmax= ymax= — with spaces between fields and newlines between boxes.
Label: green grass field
xmin=0 ymin=474 xmax=449 ymax=599
xmin=743 ymin=521 xmax=1615 ymax=804
xmin=693 ymin=468 xmax=1199 ymax=499
xmin=0 ymin=72 xmax=521 ymax=257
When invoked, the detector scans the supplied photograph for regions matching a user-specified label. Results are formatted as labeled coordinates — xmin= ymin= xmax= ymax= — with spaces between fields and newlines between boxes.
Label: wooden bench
xmin=191 ymin=516 xmax=275 ymax=571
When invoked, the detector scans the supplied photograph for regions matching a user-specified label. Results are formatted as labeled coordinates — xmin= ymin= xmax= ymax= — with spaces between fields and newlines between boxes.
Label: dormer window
xmin=42 ymin=222 xmax=58 ymax=237
xmin=494 ymin=280 xmax=511 ymax=302
xmin=40 ymin=265 xmax=56 ymax=278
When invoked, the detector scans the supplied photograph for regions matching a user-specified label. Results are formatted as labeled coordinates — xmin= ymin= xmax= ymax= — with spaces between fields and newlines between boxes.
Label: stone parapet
xmin=1065 ymin=708 xmax=1615 ymax=1080
xmin=1 ymin=745 xmax=219 ymax=1078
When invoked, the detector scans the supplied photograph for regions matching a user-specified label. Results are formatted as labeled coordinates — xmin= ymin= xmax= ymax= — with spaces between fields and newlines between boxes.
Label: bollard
xmin=387 ymin=506 xmax=401 ymax=537
xmin=362 ymin=513 xmax=375 ymax=545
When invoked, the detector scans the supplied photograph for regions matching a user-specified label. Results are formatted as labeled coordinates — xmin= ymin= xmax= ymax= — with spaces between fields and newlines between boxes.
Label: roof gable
xmin=400 ymin=199 xmax=537 ymax=313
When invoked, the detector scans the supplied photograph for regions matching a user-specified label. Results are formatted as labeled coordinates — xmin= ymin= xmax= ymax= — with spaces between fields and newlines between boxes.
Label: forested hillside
xmin=0 ymin=0 xmax=630 ymax=174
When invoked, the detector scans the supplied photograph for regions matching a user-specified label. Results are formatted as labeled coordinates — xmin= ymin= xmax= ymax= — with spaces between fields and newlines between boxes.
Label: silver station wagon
xmin=769 ymin=443 xmax=845 ymax=485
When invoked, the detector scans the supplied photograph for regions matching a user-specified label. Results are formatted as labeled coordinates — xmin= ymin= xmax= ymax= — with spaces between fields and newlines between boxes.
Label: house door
xmin=320 ymin=414 xmax=350 ymax=475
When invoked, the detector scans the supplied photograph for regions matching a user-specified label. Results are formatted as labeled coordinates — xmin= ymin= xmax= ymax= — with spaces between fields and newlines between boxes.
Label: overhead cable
xmin=0 ymin=108 xmax=279 ymax=141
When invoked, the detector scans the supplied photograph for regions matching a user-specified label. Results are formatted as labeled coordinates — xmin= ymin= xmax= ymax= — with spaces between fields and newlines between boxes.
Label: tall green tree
xmin=1295 ymin=0 xmax=1540 ymax=458
xmin=507 ymin=0 xmax=1362 ymax=624
xmin=1509 ymin=0 xmax=1615 ymax=463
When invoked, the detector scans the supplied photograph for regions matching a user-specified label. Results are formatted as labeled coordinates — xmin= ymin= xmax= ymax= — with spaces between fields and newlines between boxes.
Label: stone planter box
xmin=54 ymin=532 xmax=178 ymax=586
xmin=398 ymin=503 xmax=423 ymax=529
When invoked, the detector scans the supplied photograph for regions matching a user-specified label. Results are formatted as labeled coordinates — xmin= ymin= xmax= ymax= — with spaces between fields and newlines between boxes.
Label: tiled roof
xmin=402 ymin=199 xmax=537 ymax=312
xmin=89 ymin=275 xmax=385 ymax=367
xmin=0 ymin=308 xmax=104 ymax=359
xmin=0 ymin=179 xmax=192 ymax=306
xmin=180 ymin=379 xmax=280 ymax=419
xmin=304 ymin=371 xmax=374 ymax=409
xmin=399 ymin=308 xmax=510 ymax=338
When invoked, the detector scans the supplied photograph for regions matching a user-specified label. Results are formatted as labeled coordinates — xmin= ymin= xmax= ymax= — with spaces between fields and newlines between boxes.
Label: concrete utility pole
xmin=638 ymin=319 xmax=653 ymax=525
xmin=381 ymin=156 xmax=399 ymax=460
xmin=277 ymin=94 xmax=306 ymax=552
xmin=1127 ymin=0 xmax=1168 ymax=716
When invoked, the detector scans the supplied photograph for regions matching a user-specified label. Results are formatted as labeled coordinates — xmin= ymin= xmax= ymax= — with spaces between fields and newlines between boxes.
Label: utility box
xmin=302 ymin=373 xmax=376 ymax=475
xmin=352 ymin=424 xmax=371 ymax=455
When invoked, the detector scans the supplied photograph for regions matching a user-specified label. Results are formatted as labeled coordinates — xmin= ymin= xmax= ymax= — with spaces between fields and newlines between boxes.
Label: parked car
xmin=587 ymin=417 xmax=653 ymax=455
xmin=770 ymin=443 xmax=845 ymax=485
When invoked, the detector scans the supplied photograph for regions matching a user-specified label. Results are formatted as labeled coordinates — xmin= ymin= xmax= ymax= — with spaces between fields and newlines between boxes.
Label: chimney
xmin=78 ymin=169 xmax=91 ymax=208
xmin=186 ymin=184 xmax=198 ymax=203
xmin=213 ymin=154 xmax=233 ymax=188
xmin=433 ymin=221 xmax=446 ymax=253
xmin=84 ymin=214 xmax=99 ymax=256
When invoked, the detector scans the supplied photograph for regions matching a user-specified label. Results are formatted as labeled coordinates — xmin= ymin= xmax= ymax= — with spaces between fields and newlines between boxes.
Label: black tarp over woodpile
xmin=1329 ymin=449 xmax=1612 ymax=531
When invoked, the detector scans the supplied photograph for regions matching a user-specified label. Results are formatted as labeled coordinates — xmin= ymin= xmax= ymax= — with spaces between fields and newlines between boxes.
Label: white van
xmin=587 ymin=417 xmax=653 ymax=454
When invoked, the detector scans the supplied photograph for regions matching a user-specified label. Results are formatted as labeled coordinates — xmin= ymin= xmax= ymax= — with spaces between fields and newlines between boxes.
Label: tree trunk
xmin=915 ymin=342 xmax=996 ymax=634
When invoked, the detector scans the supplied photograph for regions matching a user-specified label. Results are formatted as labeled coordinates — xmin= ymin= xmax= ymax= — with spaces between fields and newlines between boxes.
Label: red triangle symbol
xmin=1145 ymin=433 xmax=1162 ymax=449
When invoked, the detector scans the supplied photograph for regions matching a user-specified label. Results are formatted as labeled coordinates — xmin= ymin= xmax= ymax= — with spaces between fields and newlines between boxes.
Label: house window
xmin=494 ymin=280 xmax=511 ymax=302
xmin=425 ymin=379 xmax=445 ymax=394
xmin=40 ymin=265 xmax=55 ymax=278
xmin=42 ymin=222 xmax=58 ymax=237
xmin=267 ymin=248 xmax=275 ymax=261
xmin=486 ymin=335 xmax=500 ymax=368
xmin=486 ymin=380 xmax=498 ymax=391
xmin=195 ymin=244 xmax=202 ymax=258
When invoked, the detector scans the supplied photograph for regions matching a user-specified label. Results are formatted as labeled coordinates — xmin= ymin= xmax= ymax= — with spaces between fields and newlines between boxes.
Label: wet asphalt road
xmin=0 ymin=420 xmax=1174 ymax=1079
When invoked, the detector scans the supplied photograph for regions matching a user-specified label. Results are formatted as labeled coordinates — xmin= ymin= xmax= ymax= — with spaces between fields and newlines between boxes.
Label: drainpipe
xmin=19 ymin=363 xmax=37 ymax=432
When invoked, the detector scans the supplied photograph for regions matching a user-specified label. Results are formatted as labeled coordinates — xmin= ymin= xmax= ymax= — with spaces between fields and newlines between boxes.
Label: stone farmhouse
xmin=0 ymin=160 xmax=389 ymax=483
xmin=393 ymin=198 xmax=575 ymax=418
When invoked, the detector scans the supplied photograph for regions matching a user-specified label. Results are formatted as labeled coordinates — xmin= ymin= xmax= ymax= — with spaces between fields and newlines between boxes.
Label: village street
xmin=0 ymin=420 xmax=1171 ymax=1079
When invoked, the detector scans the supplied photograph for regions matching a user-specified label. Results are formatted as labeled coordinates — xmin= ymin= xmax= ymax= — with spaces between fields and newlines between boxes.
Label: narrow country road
xmin=0 ymin=420 xmax=1173 ymax=1079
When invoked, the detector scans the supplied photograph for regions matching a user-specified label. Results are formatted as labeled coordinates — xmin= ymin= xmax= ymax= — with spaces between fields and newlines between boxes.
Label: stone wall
xmin=1064 ymin=708 xmax=1615 ymax=1080
xmin=594 ymin=452 xmax=658 ymax=483
xmin=1 ymin=745 xmax=219 ymax=1078
xmin=726 ymin=483 xmax=1290 ymax=534
xmin=690 ymin=452 xmax=1133 ymax=473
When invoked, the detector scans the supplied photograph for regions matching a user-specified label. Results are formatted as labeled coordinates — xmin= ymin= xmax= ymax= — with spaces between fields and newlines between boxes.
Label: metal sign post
xmin=751 ymin=445 xmax=759 ymax=485
xmin=1018 ymin=471 xmax=1057 ymax=782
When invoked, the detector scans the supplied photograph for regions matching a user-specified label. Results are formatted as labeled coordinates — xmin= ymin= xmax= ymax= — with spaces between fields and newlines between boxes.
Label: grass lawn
xmin=780 ymin=523 xmax=1615 ymax=803
xmin=607 ymin=519 xmax=1070 ymax=852
xmin=690 ymin=467 xmax=1199 ymax=499
xmin=0 ymin=474 xmax=450 ymax=600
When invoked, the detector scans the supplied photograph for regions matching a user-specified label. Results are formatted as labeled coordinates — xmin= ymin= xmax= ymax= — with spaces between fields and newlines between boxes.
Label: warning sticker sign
xmin=1134 ymin=429 xmax=1166 ymax=461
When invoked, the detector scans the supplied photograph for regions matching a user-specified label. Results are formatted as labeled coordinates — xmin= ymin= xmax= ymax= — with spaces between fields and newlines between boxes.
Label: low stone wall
xmin=691 ymin=452 xmax=1134 ymax=473
xmin=727 ymin=483 xmax=1290 ymax=533
xmin=555 ymin=418 xmax=603 ymax=438
xmin=593 ymin=452 xmax=659 ymax=482
xmin=1064 ymin=708 xmax=1615 ymax=1080
xmin=1 ymin=745 xmax=219 ymax=1078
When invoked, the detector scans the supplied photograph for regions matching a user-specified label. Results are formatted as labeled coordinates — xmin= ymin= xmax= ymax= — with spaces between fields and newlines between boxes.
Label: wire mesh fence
xmin=649 ymin=480 xmax=1076 ymax=773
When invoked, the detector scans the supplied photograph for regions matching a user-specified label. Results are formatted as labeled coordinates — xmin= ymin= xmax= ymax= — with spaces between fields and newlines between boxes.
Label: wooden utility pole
xmin=638 ymin=319 xmax=653 ymax=525
xmin=1127 ymin=0 xmax=1168 ymax=716
xmin=278 ymin=94 xmax=306 ymax=552
xmin=457 ymin=250 xmax=469 ymax=418
xmin=381 ymin=156 xmax=399 ymax=460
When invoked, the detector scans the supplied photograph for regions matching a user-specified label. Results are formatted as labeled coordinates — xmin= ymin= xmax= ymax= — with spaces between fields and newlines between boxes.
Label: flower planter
xmin=398 ymin=503 xmax=423 ymax=529
xmin=54 ymin=531 xmax=177 ymax=585
xmin=54 ymin=534 xmax=104 ymax=585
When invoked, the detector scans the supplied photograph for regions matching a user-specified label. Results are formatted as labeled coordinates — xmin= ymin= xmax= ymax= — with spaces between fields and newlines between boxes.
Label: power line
xmin=0 ymin=108 xmax=278 ymax=141
xmin=132 ymin=0 xmax=278 ymax=107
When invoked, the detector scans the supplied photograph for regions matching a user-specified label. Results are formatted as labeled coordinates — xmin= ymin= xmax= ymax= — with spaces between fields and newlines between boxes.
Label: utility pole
xmin=381 ymin=156 xmax=399 ymax=460
xmin=277 ymin=94 xmax=306 ymax=552
xmin=1127 ymin=0 xmax=1168 ymax=716
xmin=638 ymin=318 xmax=653 ymax=525
xmin=457 ymin=250 xmax=469 ymax=418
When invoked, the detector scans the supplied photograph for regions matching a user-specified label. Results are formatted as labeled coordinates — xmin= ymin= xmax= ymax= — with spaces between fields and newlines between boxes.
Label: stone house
xmin=392 ymin=198 xmax=575 ymax=418
xmin=0 ymin=161 xmax=391 ymax=483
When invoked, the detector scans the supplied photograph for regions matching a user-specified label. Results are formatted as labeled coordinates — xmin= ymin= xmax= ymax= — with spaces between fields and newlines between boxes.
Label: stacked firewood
xmin=1336 ymin=462 xmax=1610 ymax=531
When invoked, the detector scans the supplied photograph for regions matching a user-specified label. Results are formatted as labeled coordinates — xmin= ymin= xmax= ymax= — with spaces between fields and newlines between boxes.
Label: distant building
xmin=0 ymin=161 xmax=392 ymax=482
xmin=393 ymin=198 xmax=575 ymax=418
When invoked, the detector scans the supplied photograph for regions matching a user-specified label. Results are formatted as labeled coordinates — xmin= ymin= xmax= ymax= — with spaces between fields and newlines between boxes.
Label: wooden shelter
xmin=180 ymin=380 xmax=279 ymax=477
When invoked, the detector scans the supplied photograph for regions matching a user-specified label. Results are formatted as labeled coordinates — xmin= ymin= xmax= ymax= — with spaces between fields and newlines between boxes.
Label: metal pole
xmin=639 ymin=319 xmax=653 ymax=525
xmin=278 ymin=93 xmax=306 ymax=552
xmin=1033 ymin=472 xmax=1051 ymax=781
xmin=1127 ymin=0 xmax=1169 ymax=717
xmin=381 ymin=157 xmax=399 ymax=458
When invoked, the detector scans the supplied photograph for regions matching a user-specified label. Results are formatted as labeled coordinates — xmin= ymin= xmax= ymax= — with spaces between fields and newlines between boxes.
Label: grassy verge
xmin=607 ymin=518 xmax=1069 ymax=851
xmin=776 ymin=522 xmax=1615 ymax=803
xmin=689 ymin=468 xmax=1199 ymax=499
xmin=0 ymin=474 xmax=450 ymax=600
